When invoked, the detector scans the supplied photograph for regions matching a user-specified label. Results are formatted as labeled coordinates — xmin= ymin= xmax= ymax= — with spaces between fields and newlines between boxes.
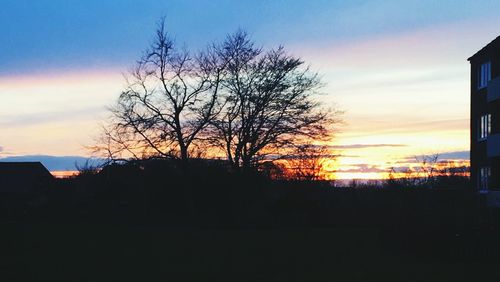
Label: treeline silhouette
xmin=1 ymin=158 xmax=479 ymax=229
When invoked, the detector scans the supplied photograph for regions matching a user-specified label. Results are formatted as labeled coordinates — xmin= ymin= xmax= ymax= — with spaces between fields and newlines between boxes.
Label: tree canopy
xmin=95 ymin=20 xmax=339 ymax=173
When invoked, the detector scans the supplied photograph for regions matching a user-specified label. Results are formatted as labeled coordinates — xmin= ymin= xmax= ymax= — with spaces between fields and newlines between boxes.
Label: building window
xmin=479 ymin=166 xmax=491 ymax=191
xmin=478 ymin=62 xmax=491 ymax=89
xmin=479 ymin=114 xmax=491 ymax=140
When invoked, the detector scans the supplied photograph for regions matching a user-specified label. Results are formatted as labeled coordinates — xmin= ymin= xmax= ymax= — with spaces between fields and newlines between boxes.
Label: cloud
xmin=390 ymin=166 xmax=411 ymax=173
xmin=0 ymin=106 xmax=106 ymax=128
xmin=340 ymin=118 xmax=469 ymax=139
xmin=337 ymin=154 xmax=361 ymax=158
xmin=330 ymin=144 xmax=407 ymax=149
xmin=437 ymin=151 xmax=470 ymax=160
xmin=0 ymin=146 xmax=13 ymax=156
xmin=398 ymin=150 xmax=470 ymax=163
xmin=0 ymin=155 xmax=105 ymax=171
xmin=332 ymin=164 xmax=387 ymax=174
xmin=296 ymin=16 xmax=500 ymax=71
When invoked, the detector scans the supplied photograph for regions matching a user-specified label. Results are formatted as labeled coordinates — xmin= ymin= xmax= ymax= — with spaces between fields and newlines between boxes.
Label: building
xmin=468 ymin=36 xmax=500 ymax=203
xmin=0 ymin=162 xmax=54 ymax=194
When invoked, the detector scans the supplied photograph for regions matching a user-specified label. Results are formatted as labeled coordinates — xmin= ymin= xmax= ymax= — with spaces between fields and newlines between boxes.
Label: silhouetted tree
xmin=206 ymin=31 xmax=338 ymax=170
xmin=96 ymin=19 xmax=222 ymax=161
xmin=282 ymin=144 xmax=334 ymax=181
xmin=95 ymin=21 xmax=338 ymax=171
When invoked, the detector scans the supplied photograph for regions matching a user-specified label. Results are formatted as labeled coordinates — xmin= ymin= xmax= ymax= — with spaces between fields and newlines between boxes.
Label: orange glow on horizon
xmin=51 ymin=170 xmax=78 ymax=178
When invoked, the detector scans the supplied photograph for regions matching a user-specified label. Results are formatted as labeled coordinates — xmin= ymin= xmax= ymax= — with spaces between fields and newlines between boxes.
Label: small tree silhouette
xmin=282 ymin=144 xmax=333 ymax=181
xmin=386 ymin=154 xmax=470 ymax=189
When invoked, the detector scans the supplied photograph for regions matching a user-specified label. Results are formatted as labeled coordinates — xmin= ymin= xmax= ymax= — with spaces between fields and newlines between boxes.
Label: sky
xmin=1 ymin=0 xmax=500 ymax=178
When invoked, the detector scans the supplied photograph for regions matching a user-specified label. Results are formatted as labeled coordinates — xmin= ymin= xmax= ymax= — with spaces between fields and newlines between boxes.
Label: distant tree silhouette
xmin=282 ymin=144 xmax=334 ymax=181
xmin=95 ymin=18 xmax=222 ymax=161
xmin=205 ymin=31 xmax=339 ymax=170
xmin=386 ymin=154 xmax=470 ymax=189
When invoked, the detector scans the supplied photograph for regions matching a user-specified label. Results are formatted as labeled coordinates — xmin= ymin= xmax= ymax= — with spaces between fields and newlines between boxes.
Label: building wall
xmin=470 ymin=37 xmax=500 ymax=191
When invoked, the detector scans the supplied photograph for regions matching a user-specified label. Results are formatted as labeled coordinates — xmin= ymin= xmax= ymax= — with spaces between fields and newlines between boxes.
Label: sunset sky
xmin=1 ymin=0 xmax=500 ymax=179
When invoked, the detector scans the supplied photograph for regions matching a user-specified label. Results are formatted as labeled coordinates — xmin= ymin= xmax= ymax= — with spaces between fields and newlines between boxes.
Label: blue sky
xmin=2 ymin=0 xmax=499 ymax=75
xmin=1 ymin=0 xmax=500 ymax=177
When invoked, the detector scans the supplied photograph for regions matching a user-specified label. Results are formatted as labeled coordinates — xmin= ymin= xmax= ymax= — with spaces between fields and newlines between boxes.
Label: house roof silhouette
xmin=0 ymin=162 xmax=53 ymax=193
xmin=468 ymin=35 xmax=500 ymax=61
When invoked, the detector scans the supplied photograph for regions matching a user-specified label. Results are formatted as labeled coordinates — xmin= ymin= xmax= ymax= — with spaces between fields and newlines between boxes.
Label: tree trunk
xmin=242 ymin=155 xmax=252 ymax=171
xmin=179 ymin=144 xmax=188 ymax=161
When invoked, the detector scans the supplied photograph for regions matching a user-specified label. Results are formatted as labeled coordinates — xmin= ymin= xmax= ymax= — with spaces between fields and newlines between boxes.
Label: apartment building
xmin=469 ymin=36 xmax=500 ymax=199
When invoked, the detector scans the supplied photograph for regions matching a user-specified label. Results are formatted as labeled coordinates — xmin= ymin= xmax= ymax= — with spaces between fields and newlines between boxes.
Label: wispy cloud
xmin=340 ymin=118 xmax=469 ymax=139
xmin=334 ymin=164 xmax=387 ymax=174
xmin=295 ymin=17 xmax=500 ymax=70
xmin=0 ymin=146 xmax=13 ymax=156
xmin=331 ymin=144 xmax=407 ymax=149
xmin=438 ymin=151 xmax=470 ymax=160
xmin=398 ymin=150 xmax=470 ymax=164
xmin=0 ymin=107 xmax=106 ymax=128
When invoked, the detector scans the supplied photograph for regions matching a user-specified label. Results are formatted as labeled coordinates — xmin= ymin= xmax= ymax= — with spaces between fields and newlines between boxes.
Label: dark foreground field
xmin=1 ymin=222 xmax=500 ymax=282
xmin=1 ymin=163 xmax=499 ymax=281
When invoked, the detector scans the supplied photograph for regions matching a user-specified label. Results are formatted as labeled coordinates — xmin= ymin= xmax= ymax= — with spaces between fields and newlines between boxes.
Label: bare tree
xmin=415 ymin=154 xmax=439 ymax=185
xmin=95 ymin=24 xmax=338 ymax=171
xmin=207 ymin=31 xmax=338 ymax=170
xmin=98 ymin=19 xmax=221 ymax=161
xmin=283 ymin=144 xmax=333 ymax=181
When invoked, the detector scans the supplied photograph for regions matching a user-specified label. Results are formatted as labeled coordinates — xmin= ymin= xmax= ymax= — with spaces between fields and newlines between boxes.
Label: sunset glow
xmin=2 ymin=1 xmax=499 ymax=179
xmin=51 ymin=170 xmax=79 ymax=178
